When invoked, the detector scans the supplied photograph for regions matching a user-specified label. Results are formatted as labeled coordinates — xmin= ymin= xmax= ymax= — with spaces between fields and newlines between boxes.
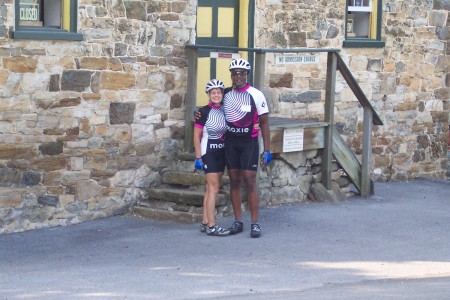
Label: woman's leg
xmin=202 ymin=185 xmax=208 ymax=225
xmin=205 ymin=172 xmax=223 ymax=227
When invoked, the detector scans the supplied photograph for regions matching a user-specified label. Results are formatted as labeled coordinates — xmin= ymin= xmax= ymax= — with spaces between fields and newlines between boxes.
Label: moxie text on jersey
xmin=226 ymin=127 xmax=250 ymax=133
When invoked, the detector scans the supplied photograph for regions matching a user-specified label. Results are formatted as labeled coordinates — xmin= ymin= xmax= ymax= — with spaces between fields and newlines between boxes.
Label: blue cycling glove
xmin=194 ymin=158 xmax=203 ymax=171
xmin=261 ymin=150 xmax=272 ymax=165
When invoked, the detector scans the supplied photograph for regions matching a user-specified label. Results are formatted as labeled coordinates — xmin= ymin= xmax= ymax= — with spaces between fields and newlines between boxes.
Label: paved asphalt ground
xmin=1 ymin=179 xmax=450 ymax=300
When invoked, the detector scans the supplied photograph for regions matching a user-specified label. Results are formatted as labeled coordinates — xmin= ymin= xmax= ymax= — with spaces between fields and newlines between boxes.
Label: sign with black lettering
xmin=283 ymin=128 xmax=304 ymax=152
xmin=276 ymin=55 xmax=318 ymax=64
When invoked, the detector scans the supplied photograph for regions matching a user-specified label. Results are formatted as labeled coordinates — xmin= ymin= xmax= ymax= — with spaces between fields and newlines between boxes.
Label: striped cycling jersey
xmin=223 ymin=84 xmax=269 ymax=138
xmin=194 ymin=103 xmax=227 ymax=156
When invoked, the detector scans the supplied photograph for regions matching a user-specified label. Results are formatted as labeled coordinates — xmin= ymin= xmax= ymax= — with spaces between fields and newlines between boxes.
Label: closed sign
xmin=19 ymin=1 xmax=40 ymax=21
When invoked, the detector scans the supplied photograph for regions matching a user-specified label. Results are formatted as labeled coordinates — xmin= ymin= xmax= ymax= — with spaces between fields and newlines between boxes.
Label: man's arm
xmin=193 ymin=126 xmax=203 ymax=159
xmin=194 ymin=110 xmax=201 ymax=122
xmin=258 ymin=114 xmax=270 ymax=151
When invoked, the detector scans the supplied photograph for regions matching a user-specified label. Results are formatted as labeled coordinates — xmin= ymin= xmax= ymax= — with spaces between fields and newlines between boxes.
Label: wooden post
xmin=322 ymin=52 xmax=337 ymax=190
xmin=361 ymin=106 xmax=373 ymax=197
xmin=254 ymin=52 xmax=265 ymax=90
xmin=184 ymin=47 xmax=198 ymax=152
xmin=254 ymin=51 xmax=266 ymax=183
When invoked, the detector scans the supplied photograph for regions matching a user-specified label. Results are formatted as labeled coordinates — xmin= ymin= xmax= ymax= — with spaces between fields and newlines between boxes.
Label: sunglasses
xmin=231 ymin=71 xmax=248 ymax=77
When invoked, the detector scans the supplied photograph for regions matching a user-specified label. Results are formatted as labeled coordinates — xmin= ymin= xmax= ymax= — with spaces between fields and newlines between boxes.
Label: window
xmin=343 ymin=0 xmax=384 ymax=48
xmin=13 ymin=0 xmax=83 ymax=40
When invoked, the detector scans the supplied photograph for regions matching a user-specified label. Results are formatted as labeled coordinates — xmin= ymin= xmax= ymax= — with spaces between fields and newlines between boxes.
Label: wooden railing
xmin=184 ymin=45 xmax=383 ymax=197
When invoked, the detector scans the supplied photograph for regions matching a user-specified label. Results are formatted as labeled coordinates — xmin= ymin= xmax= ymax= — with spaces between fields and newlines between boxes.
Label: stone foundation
xmin=131 ymin=149 xmax=353 ymax=224
xmin=259 ymin=150 xmax=352 ymax=207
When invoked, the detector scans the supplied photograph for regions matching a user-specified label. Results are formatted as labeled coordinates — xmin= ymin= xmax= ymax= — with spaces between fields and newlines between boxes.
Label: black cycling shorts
xmin=225 ymin=134 xmax=259 ymax=172
xmin=202 ymin=149 xmax=225 ymax=174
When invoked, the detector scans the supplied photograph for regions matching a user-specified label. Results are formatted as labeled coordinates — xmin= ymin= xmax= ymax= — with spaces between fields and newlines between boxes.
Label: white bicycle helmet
xmin=229 ymin=58 xmax=251 ymax=71
xmin=205 ymin=79 xmax=225 ymax=93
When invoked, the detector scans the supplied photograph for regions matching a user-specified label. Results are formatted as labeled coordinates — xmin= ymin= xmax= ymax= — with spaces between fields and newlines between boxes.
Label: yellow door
xmin=196 ymin=0 xmax=242 ymax=106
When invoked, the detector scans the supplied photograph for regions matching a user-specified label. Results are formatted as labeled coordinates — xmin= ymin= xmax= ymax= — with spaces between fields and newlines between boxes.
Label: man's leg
xmin=225 ymin=137 xmax=245 ymax=235
xmin=227 ymin=169 xmax=244 ymax=235
xmin=228 ymin=169 xmax=242 ymax=221
xmin=242 ymin=170 xmax=258 ymax=223
xmin=243 ymin=170 xmax=261 ymax=238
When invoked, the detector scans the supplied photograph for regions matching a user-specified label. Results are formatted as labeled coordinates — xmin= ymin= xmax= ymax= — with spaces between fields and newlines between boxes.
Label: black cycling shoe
xmin=206 ymin=225 xmax=230 ymax=237
xmin=228 ymin=221 xmax=243 ymax=235
xmin=250 ymin=223 xmax=261 ymax=238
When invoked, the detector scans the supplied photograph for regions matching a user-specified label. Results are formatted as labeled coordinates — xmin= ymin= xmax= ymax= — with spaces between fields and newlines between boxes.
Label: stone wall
xmin=0 ymin=0 xmax=196 ymax=233
xmin=257 ymin=0 xmax=449 ymax=181
xmin=259 ymin=150 xmax=351 ymax=206
xmin=0 ymin=0 xmax=448 ymax=233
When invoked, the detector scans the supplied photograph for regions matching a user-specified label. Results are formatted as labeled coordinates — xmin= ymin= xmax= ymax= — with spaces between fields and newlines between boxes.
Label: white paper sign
xmin=276 ymin=55 xmax=318 ymax=64
xmin=283 ymin=128 xmax=304 ymax=152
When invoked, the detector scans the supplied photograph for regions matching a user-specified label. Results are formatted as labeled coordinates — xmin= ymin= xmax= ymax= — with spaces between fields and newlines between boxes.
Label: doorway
xmin=195 ymin=0 xmax=250 ymax=106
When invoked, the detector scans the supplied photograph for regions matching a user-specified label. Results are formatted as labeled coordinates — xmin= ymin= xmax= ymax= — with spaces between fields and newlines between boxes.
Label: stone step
xmin=143 ymin=187 xmax=228 ymax=207
xmin=178 ymin=152 xmax=196 ymax=161
xmin=131 ymin=165 xmax=233 ymax=223
xmin=131 ymin=206 xmax=203 ymax=224
xmin=162 ymin=171 xmax=230 ymax=187
xmin=162 ymin=171 xmax=205 ymax=186
xmin=132 ymin=195 xmax=233 ymax=224
xmin=447 ymin=151 xmax=450 ymax=180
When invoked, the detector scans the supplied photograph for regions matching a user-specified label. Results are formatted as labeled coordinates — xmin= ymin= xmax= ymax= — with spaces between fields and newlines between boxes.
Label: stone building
xmin=0 ymin=0 xmax=448 ymax=233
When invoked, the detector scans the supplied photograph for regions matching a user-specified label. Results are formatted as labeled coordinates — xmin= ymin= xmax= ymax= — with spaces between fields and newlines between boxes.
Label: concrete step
xmin=131 ymin=166 xmax=232 ymax=223
xmin=162 ymin=170 xmax=230 ymax=187
xmin=143 ymin=187 xmax=228 ymax=207
xmin=178 ymin=152 xmax=196 ymax=161
xmin=132 ymin=194 xmax=233 ymax=224
xmin=131 ymin=206 xmax=203 ymax=224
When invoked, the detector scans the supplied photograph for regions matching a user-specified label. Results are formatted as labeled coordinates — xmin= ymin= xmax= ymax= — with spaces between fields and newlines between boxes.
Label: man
xmin=222 ymin=58 xmax=271 ymax=238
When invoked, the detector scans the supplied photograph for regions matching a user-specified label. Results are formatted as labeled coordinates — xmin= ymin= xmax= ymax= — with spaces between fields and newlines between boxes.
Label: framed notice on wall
xmin=283 ymin=128 xmax=304 ymax=152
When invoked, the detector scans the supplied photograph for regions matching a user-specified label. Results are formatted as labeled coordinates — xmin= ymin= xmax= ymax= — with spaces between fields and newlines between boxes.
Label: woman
xmin=193 ymin=79 xmax=230 ymax=237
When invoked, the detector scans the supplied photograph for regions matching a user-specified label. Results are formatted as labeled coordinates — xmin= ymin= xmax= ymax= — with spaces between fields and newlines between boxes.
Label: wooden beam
xmin=254 ymin=52 xmax=265 ymax=91
xmin=184 ymin=48 xmax=198 ymax=152
xmin=254 ymin=52 xmax=266 ymax=182
xmin=322 ymin=52 xmax=337 ymax=190
xmin=270 ymin=126 xmax=326 ymax=153
xmin=332 ymin=127 xmax=362 ymax=192
xmin=268 ymin=117 xmax=327 ymax=153
xmin=361 ymin=106 xmax=374 ymax=196
xmin=335 ymin=54 xmax=383 ymax=126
